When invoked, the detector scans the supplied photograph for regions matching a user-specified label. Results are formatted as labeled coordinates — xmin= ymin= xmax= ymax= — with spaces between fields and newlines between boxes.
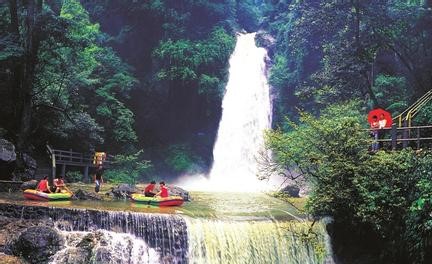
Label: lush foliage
xmin=104 ymin=150 xmax=152 ymax=184
xmin=0 ymin=0 xmax=137 ymax=152
xmin=266 ymin=102 xmax=432 ymax=263
xmin=262 ymin=0 xmax=432 ymax=124
xmin=1 ymin=0 xmax=262 ymax=177
xmin=65 ymin=170 xmax=83 ymax=183
xmin=164 ymin=144 xmax=205 ymax=174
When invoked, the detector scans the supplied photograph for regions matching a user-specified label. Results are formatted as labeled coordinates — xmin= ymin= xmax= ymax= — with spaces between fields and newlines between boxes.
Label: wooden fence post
xmin=391 ymin=124 xmax=397 ymax=151
xmin=84 ymin=166 xmax=89 ymax=183
xmin=403 ymin=120 xmax=409 ymax=149
xmin=61 ymin=164 xmax=66 ymax=177
xmin=416 ymin=127 xmax=420 ymax=150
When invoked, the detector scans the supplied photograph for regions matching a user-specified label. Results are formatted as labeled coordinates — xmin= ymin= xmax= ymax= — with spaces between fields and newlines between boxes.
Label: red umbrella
xmin=368 ymin=108 xmax=393 ymax=128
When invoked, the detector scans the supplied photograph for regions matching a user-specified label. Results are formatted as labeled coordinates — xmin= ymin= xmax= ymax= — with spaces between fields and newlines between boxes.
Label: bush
xmin=266 ymin=101 xmax=432 ymax=263
xmin=65 ymin=170 xmax=82 ymax=183
xmin=165 ymin=144 xmax=204 ymax=174
xmin=104 ymin=150 xmax=152 ymax=184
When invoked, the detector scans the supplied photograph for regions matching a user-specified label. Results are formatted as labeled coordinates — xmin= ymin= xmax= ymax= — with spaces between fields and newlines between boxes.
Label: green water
xmin=0 ymin=191 xmax=301 ymax=221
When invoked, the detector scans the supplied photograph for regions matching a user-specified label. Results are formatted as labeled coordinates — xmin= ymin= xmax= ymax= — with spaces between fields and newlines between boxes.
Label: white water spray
xmin=181 ymin=32 xmax=275 ymax=192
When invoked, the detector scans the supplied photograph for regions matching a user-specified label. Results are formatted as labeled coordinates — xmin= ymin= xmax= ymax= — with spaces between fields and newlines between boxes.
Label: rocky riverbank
xmin=0 ymin=215 xmax=61 ymax=264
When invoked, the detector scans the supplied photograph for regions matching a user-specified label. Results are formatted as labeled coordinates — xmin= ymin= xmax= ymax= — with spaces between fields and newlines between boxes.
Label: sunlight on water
xmin=182 ymin=32 xmax=275 ymax=192
xmin=185 ymin=218 xmax=329 ymax=264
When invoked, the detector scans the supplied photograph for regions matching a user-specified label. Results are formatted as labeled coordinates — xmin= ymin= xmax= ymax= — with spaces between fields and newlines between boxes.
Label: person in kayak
xmin=155 ymin=181 xmax=169 ymax=198
xmin=36 ymin=176 xmax=52 ymax=193
xmin=143 ymin=180 xmax=157 ymax=197
xmin=54 ymin=176 xmax=71 ymax=193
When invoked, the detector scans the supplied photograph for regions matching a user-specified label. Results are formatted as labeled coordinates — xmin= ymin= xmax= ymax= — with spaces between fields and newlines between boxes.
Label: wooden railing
xmin=52 ymin=149 xmax=113 ymax=167
xmin=47 ymin=145 xmax=113 ymax=183
xmin=369 ymin=124 xmax=432 ymax=150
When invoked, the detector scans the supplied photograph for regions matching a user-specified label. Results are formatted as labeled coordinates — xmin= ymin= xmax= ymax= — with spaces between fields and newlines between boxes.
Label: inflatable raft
xmin=23 ymin=189 xmax=73 ymax=201
xmin=130 ymin=193 xmax=184 ymax=206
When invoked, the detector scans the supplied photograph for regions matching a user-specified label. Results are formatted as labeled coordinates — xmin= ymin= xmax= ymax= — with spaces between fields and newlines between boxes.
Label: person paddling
xmin=143 ymin=180 xmax=157 ymax=197
xmin=155 ymin=181 xmax=169 ymax=198
xmin=54 ymin=176 xmax=71 ymax=193
xmin=36 ymin=176 xmax=52 ymax=193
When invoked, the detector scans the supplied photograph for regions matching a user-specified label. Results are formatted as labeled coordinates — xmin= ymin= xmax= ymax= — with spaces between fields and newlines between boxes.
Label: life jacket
xmin=160 ymin=186 xmax=168 ymax=198
xmin=144 ymin=184 xmax=155 ymax=193
xmin=37 ymin=180 xmax=49 ymax=192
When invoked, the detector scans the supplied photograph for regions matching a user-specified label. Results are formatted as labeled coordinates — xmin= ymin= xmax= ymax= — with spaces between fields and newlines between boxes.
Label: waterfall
xmin=180 ymin=32 xmax=273 ymax=192
xmin=185 ymin=218 xmax=329 ymax=264
xmin=208 ymin=32 xmax=272 ymax=192
xmin=0 ymin=202 xmax=333 ymax=263
xmin=49 ymin=208 xmax=189 ymax=262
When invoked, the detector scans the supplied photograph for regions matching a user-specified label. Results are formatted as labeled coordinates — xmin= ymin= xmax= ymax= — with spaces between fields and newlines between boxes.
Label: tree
xmin=265 ymin=102 xmax=432 ymax=263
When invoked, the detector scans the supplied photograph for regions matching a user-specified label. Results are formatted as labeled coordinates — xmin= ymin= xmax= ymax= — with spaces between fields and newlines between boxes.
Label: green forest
xmin=1 ymin=1 xmax=432 ymax=263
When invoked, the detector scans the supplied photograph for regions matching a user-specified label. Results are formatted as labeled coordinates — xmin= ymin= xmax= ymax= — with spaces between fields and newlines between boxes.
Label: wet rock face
xmin=255 ymin=31 xmax=276 ymax=58
xmin=17 ymin=153 xmax=37 ymax=181
xmin=167 ymin=186 xmax=191 ymax=201
xmin=109 ymin=183 xmax=139 ymax=199
xmin=281 ymin=185 xmax=300 ymax=198
xmin=10 ymin=226 xmax=64 ymax=264
xmin=20 ymin=180 xmax=38 ymax=191
xmin=0 ymin=253 xmax=24 ymax=264
xmin=73 ymin=189 xmax=102 ymax=200
xmin=0 ymin=139 xmax=16 ymax=180
xmin=0 ymin=139 xmax=16 ymax=163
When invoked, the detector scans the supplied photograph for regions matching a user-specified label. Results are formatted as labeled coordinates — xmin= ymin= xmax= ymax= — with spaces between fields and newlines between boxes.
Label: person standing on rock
xmin=93 ymin=164 xmax=104 ymax=193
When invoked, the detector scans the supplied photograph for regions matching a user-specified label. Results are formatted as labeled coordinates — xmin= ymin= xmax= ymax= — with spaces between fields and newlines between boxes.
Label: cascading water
xmin=0 ymin=202 xmax=333 ymax=263
xmin=209 ymin=32 xmax=272 ymax=192
xmin=185 ymin=218 xmax=329 ymax=264
xmin=182 ymin=32 xmax=275 ymax=192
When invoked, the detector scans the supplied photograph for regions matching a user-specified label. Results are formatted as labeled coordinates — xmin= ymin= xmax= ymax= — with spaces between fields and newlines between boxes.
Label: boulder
xmin=0 ymin=139 xmax=16 ymax=180
xmin=109 ymin=184 xmax=139 ymax=199
xmin=0 ymin=139 xmax=16 ymax=162
xmin=281 ymin=185 xmax=300 ymax=198
xmin=167 ymin=185 xmax=191 ymax=201
xmin=19 ymin=153 xmax=37 ymax=181
xmin=73 ymin=189 xmax=101 ymax=200
xmin=20 ymin=180 xmax=38 ymax=191
xmin=0 ymin=253 xmax=25 ymax=264
xmin=10 ymin=226 xmax=64 ymax=264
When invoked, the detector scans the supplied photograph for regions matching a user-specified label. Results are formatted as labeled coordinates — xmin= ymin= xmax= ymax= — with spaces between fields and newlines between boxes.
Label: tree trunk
xmin=16 ymin=0 xmax=43 ymax=151
xmin=8 ymin=0 xmax=23 ymax=131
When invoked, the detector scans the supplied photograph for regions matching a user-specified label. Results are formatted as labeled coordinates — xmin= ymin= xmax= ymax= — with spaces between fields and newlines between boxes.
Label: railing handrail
xmin=364 ymin=125 xmax=432 ymax=131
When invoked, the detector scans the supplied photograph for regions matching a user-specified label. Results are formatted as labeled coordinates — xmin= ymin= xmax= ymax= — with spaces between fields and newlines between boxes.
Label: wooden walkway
xmin=47 ymin=145 xmax=113 ymax=183
xmin=370 ymin=124 xmax=432 ymax=150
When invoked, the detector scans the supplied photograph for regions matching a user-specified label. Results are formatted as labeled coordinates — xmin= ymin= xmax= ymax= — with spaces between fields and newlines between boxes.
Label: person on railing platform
xmin=370 ymin=116 xmax=379 ymax=151
xmin=378 ymin=114 xmax=387 ymax=149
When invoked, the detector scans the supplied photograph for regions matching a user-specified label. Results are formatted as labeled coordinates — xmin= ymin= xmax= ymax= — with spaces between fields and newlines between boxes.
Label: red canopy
xmin=368 ymin=108 xmax=392 ymax=128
